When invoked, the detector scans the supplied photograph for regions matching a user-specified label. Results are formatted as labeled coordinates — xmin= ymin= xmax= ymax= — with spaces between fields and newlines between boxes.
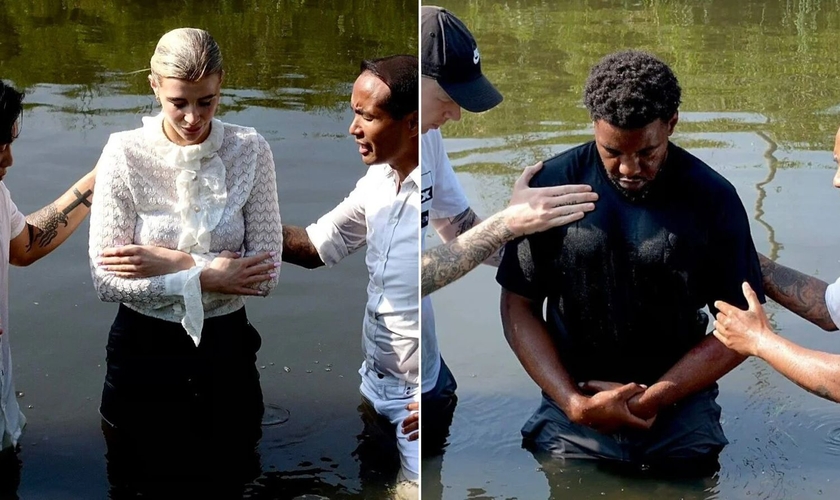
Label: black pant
xmin=420 ymin=356 xmax=458 ymax=458
xmin=101 ymin=305 xmax=264 ymax=497
xmin=0 ymin=446 xmax=20 ymax=500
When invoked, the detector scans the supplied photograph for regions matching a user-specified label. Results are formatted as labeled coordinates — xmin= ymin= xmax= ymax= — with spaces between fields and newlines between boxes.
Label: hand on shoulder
xmin=502 ymin=161 xmax=598 ymax=237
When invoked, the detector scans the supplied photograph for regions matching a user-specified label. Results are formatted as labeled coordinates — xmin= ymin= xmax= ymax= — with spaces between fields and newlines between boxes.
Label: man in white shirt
xmin=712 ymin=125 xmax=840 ymax=403
xmin=281 ymin=55 xmax=420 ymax=495
xmin=420 ymin=5 xmax=599 ymax=458
xmin=0 ymin=81 xmax=97 ymax=492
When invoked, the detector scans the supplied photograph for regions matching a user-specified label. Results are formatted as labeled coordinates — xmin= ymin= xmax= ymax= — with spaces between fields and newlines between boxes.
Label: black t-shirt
xmin=496 ymin=141 xmax=764 ymax=385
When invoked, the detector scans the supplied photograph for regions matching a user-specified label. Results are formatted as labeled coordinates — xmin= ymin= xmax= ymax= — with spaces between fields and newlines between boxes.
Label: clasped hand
xmin=98 ymin=245 xmax=278 ymax=296
xmin=572 ymin=380 xmax=657 ymax=434
xmin=201 ymin=250 xmax=278 ymax=296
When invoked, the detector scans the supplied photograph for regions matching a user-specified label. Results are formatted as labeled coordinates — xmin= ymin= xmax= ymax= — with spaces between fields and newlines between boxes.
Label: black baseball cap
xmin=421 ymin=6 xmax=503 ymax=113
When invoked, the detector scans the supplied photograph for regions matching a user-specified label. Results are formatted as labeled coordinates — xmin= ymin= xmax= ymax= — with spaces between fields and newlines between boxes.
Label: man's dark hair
xmin=583 ymin=50 xmax=681 ymax=129
xmin=360 ymin=55 xmax=418 ymax=120
xmin=0 ymin=81 xmax=23 ymax=145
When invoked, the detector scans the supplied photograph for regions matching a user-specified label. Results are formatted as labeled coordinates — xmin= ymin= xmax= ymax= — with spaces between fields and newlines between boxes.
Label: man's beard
xmin=607 ymin=174 xmax=656 ymax=202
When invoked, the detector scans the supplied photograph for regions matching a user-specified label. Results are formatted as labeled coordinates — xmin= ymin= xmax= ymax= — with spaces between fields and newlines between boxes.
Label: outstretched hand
xmin=503 ymin=161 xmax=598 ymax=237
xmin=713 ymin=281 xmax=772 ymax=357
xmin=200 ymin=251 xmax=278 ymax=296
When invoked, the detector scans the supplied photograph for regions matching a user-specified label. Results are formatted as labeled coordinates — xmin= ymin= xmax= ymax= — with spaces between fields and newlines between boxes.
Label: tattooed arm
xmin=422 ymin=162 xmax=597 ymax=297
xmin=282 ymin=225 xmax=325 ymax=269
xmin=431 ymin=207 xmax=502 ymax=263
xmin=9 ymin=169 xmax=96 ymax=266
xmin=422 ymin=211 xmax=512 ymax=297
xmin=759 ymin=253 xmax=837 ymax=331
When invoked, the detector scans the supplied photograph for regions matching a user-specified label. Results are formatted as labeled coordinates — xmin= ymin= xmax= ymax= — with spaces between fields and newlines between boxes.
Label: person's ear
xmin=666 ymin=112 xmax=679 ymax=135
xmin=406 ymin=110 xmax=419 ymax=138
xmin=148 ymin=75 xmax=160 ymax=102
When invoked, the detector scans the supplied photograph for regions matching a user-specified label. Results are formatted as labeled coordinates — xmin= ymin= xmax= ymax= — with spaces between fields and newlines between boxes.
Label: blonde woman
xmin=89 ymin=27 xmax=281 ymax=492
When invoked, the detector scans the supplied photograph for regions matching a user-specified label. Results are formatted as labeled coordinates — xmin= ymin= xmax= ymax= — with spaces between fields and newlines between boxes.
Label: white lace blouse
xmin=89 ymin=113 xmax=282 ymax=345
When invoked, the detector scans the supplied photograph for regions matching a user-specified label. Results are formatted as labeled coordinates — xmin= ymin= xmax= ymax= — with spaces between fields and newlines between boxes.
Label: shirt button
xmin=390 ymin=217 xmax=398 ymax=224
xmin=379 ymin=254 xmax=386 ymax=262
xmin=193 ymin=206 xmax=201 ymax=212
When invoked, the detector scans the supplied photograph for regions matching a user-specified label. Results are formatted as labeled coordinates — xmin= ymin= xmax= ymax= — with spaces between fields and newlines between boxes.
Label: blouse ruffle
xmin=141 ymin=113 xmax=228 ymax=345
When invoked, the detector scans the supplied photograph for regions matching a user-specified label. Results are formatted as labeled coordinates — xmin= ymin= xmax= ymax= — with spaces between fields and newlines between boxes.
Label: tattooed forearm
xmin=759 ymin=253 xmax=836 ymax=331
xmin=70 ymin=188 xmax=93 ymax=209
xmin=421 ymin=214 xmax=514 ymax=297
xmin=26 ymin=204 xmax=67 ymax=250
xmin=449 ymin=208 xmax=479 ymax=237
xmin=24 ymin=188 xmax=92 ymax=251
xmin=281 ymin=225 xmax=324 ymax=269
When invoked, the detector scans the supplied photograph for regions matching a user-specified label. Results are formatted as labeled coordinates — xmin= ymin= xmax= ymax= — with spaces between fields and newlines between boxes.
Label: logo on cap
xmin=421 ymin=6 xmax=503 ymax=113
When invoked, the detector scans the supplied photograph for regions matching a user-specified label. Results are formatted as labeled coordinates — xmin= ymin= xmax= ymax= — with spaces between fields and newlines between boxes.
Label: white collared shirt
xmin=0 ymin=182 xmax=27 ymax=449
xmin=420 ymin=130 xmax=470 ymax=392
xmin=307 ymin=164 xmax=420 ymax=384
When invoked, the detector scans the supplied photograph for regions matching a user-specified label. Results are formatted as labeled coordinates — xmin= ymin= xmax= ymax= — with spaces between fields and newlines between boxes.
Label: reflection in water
xmin=753 ymin=131 xmax=782 ymax=261
xmin=102 ymin=418 xmax=262 ymax=499
xmin=353 ymin=399 xmax=403 ymax=498
xmin=537 ymin=456 xmax=719 ymax=500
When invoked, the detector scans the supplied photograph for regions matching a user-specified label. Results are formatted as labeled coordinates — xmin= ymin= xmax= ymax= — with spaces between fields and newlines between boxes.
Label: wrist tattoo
xmin=449 ymin=208 xmax=478 ymax=236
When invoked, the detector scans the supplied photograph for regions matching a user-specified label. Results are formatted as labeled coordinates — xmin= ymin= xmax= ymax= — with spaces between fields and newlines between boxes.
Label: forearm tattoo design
xmin=281 ymin=225 xmax=322 ymax=267
xmin=25 ymin=188 xmax=92 ymax=250
xmin=450 ymin=207 xmax=478 ymax=236
xmin=761 ymin=257 xmax=834 ymax=330
xmin=421 ymin=216 xmax=514 ymax=297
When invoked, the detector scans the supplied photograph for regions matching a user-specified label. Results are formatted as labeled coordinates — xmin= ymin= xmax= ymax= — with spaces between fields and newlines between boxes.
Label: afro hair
xmin=583 ymin=50 xmax=681 ymax=129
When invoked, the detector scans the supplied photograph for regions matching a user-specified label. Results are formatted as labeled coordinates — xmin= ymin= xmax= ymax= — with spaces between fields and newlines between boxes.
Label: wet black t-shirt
xmin=496 ymin=141 xmax=764 ymax=385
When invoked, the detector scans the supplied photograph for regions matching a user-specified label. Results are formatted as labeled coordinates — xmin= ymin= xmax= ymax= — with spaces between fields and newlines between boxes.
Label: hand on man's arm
xmin=714 ymin=281 xmax=840 ymax=403
xmin=501 ymin=288 xmax=654 ymax=434
xmin=10 ymin=168 xmax=96 ymax=266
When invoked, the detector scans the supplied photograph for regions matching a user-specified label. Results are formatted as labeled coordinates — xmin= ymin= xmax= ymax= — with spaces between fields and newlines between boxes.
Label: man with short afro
xmin=497 ymin=49 xmax=764 ymax=472
xmin=584 ymin=50 xmax=681 ymax=129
